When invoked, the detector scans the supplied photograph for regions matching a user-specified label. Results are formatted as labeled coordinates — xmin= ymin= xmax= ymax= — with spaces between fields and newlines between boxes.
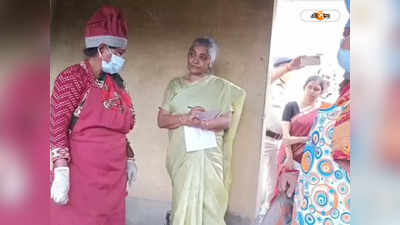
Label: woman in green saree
xmin=157 ymin=37 xmax=246 ymax=225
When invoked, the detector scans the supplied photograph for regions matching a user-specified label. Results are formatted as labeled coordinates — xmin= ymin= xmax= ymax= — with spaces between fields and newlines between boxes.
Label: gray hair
xmin=192 ymin=37 xmax=218 ymax=66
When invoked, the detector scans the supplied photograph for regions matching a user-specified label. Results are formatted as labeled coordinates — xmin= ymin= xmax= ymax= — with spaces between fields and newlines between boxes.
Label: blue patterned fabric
xmin=292 ymin=105 xmax=351 ymax=225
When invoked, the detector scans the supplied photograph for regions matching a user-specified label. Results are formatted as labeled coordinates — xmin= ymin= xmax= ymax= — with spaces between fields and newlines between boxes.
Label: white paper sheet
xmin=183 ymin=126 xmax=217 ymax=152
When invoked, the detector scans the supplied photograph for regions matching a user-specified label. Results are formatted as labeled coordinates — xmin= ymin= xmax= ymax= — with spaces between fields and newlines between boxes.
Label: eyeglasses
xmin=108 ymin=47 xmax=126 ymax=56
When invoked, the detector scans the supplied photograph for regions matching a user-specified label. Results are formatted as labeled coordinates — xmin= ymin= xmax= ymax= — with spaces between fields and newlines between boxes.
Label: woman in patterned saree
xmin=157 ymin=37 xmax=246 ymax=225
xmin=260 ymin=75 xmax=325 ymax=225
xmin=291 ymin=2 xmax=351 ymax=222
xmin=290 ymin=85 xmax=350 ymax=225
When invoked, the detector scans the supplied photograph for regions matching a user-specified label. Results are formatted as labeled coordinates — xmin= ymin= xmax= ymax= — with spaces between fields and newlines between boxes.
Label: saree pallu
xmin=263 ymin=109 xmax=318 ymax=225
xmin=161 ymin=75 xmax=245 ymax=225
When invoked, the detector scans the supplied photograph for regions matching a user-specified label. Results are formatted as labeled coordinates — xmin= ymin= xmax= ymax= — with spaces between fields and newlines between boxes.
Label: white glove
xmin=50 ymin=167 xmax=70 ymax=205
xmin=127 ymin=160 xmax=137 ymax=187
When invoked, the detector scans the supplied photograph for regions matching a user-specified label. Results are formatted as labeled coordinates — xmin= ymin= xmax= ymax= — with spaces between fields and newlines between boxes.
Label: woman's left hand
xmin=199 ymin=121 xmax=209 ymax=130
xmin=127 ymin=159 xmax=137 ymax=187
xmin=191 ymin=111 xmax=231 ymax=131
xmin=196 ymin=120 xmax=219 ymax=131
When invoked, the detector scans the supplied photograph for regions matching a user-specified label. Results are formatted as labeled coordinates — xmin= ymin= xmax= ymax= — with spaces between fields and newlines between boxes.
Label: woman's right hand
xmin=179 ymin=114 xmax=201 ymax=127
xmin=179 ymin=106 xmax=205 ymax=127
xmin=189 ymin=106 xmax=206 ymax=117
xmin=183 ymin=115 xmax=202 ymax=127
xmin=51 ymin=166 xmax=70 ymax=205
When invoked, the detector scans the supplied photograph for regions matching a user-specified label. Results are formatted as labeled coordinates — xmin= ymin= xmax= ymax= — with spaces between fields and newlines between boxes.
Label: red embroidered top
xmin=50 ymin=62 xmax=94 ymax=162
xmin=50 ymin=61 xmax=135 ymax=162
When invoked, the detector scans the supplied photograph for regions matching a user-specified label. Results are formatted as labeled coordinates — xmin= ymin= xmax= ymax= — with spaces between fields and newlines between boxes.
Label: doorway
xmin=256 ymin=0 xmax=349 ymax=223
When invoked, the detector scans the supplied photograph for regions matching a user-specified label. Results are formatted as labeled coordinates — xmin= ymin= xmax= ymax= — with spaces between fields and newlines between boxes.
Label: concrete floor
xmin=126 ymin=197 xmax=253 ymax=225
xmin=126 ymin=197 xmax=171 ymax=225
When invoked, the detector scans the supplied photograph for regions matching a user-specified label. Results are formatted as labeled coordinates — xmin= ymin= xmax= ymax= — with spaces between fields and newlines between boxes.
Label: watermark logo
xmin=300 ymin=9 xmax=340 ymax=22
xmin=313 ymin=11 xmax=330 ymax=21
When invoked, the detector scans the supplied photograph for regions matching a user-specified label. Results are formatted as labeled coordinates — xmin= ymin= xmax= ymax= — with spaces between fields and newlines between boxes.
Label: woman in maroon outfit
xmin=50 ymin=6 xmax=137 ymax=225
xmin=260 ymin=75 xmax=325 ymax=225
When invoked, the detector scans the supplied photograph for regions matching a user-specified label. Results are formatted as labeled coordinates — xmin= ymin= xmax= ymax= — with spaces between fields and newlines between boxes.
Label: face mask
xmin=337 ymin=46 xmax=350 ymax=74
xmin=98 ymin=47 xmax=125 ymax=74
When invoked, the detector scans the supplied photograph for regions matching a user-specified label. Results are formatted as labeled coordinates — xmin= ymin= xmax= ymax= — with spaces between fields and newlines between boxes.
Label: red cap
xmin=85 ymin=6 xmax=128 ymax=49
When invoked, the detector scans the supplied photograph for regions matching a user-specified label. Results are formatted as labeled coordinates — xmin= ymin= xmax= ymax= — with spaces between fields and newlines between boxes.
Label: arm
xmin=157 ymin=108 xmax=200 ymax=129
xmin=281 ymin=103 xmax=308 ymax=146
xmin=281 ymin=122 xmax=308 ymax=146
xmin=50 ymin=68 xmax=85 ymax=168
xmin=197 ymin=111 xmax=232 ymax=132
xmin=281 ymin=121 xmax=308 ymax=170
xmin=270 ymin=56 xmax=305 ymax=83
xmin=282 ymin=121 xmax=294 ymax=162
xmin=50 ymin=67 xmax=86 ymax=205
xmin=158 ymin=79 xmax=199 ymax=129
xmin=270 ymin=64 xmax=291 ymax=83
xmin=125 ymin=84 xmax=136 ymax=159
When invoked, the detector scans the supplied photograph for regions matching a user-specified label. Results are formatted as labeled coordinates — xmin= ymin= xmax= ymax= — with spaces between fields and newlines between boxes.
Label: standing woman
xmin=261 ymin=75 xmax=325 ymax=225
xmin=291 ymin=95 xmax=351 ymax=225
xmin=332 ymin=0 xmax=350 ymax=173
xmin=50 ymin=6 xmax=137 ymax=225
xmin=291 ymin=1 xmax=351 ymax=224
xmin=158 ymin=37 xmax=246 ymax=225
